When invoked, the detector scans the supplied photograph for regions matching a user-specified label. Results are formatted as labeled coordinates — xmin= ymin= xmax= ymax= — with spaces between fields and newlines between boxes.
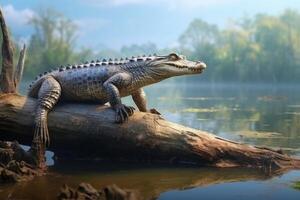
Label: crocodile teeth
xmin=188 ymin=68 xmax=201 ymax=72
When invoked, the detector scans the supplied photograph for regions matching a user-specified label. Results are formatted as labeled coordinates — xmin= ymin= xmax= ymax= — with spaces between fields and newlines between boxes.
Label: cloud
xmin=82 ymin=0 xmax=240 ymax=9
xmin=73 ymin=17 xmax=110 ymax=49
xmin=74 ymin=17 xmax=109 ymax=39
xmin=82 ymin=0 xmax=146 ymax=6
xmin=2 ymin=4 xmax=36 ymax=27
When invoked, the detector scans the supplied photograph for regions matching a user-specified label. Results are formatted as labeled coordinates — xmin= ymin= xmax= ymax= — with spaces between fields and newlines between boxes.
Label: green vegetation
xmin=7 ymin=8 xmax=300 ymax=83
xmin=180 ymin=9 xmax=300 ymax=83
xmin=292 ymin=181 xmax=300 ymax=190
xmin=24 ymin=8 xmax=92 ymax=78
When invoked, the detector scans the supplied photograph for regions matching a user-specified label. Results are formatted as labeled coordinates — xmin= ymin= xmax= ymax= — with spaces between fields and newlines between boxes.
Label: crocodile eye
xmin=169 ymin=53 xmax=179 ymax=61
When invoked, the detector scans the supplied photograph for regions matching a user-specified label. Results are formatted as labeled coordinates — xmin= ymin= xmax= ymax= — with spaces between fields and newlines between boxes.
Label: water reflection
xmin=159 ymin=170 xmax=300 ymax=200
xmin=0 ymin=162 xmax=289 ymax=200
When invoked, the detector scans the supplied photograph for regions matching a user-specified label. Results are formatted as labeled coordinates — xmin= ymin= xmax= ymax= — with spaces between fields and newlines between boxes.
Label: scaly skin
xmin=28 ymin=53 xmax=206 ymax=146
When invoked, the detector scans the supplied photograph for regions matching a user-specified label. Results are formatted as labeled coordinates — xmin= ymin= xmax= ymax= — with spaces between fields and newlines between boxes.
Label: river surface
xmin=1 ymin=81 xmax=300 ymax=199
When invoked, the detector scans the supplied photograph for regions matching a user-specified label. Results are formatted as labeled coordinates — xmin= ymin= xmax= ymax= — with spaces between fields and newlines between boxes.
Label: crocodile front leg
xmin=103 ymin=73 xmax=135 ymax=123
xmin=131 ymin=88 xmax=160 ymax=115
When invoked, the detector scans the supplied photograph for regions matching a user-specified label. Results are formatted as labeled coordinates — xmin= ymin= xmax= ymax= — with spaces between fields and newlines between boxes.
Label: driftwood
xmin=14 ymin=44 xmax=26 ymax=91
xmin=0 ymin=8 xmax=26 ymax=94
xmin=0 ymin=94 xmax=299 ymax=171
xmin=0 ymin=7 xmax=15 ymax=93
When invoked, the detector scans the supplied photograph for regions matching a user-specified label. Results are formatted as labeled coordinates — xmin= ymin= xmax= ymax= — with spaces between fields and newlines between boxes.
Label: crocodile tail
xmin=28 ymin=77 xmax=47 ymax=98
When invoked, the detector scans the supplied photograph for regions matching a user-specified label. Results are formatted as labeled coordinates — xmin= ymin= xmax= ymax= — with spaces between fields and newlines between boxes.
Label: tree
xmin=178 ymin=9 xmax=300 ymax=83
xmin=179 ymin=19 xmax=220 ymax=82
xmin=120 ymin=42 xmax=158 ymax=57
xmin=24 ymin=8 xmax=78 ymax=78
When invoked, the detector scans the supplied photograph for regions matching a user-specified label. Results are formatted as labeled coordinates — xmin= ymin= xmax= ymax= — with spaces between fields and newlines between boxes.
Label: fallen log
xmin=0 ymin=94 xmax=299 ymax=171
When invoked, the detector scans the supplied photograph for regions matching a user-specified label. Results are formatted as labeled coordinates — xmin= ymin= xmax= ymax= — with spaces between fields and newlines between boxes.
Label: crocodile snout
xmin=196 ymin=61 xmax=207 ymax=70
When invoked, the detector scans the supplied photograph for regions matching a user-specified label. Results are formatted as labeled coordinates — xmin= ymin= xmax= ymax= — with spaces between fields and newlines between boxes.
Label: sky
xmin=1 ymin=0 xmax=300 ymax=50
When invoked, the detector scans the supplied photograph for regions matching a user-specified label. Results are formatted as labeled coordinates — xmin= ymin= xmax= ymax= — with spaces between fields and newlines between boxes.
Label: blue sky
xmin=1 ymin=0 xmax=300 ymax=50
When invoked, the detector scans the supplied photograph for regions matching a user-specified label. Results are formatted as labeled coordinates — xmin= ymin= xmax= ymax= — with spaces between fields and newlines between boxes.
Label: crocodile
xmin=28 ymin=53 xmax=206 ymax=146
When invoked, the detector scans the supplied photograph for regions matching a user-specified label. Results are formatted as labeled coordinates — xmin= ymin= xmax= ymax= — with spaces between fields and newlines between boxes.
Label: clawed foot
xmin=114 ymin=104 xmax=135 ymax=123
xmin=33 ymin=121 xmax=50 ymax=147
xmin=149 ymin=108 xmax=161 ymax=115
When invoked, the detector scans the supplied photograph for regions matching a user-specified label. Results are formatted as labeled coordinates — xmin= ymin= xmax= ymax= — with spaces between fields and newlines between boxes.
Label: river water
xmin=1 ymin=81 xmax=300 ymax=199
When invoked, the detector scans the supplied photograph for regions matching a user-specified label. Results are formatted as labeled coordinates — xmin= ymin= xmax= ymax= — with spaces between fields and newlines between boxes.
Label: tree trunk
xmin=0 ymin=8 xmax=26 ymax=94
xmin=0 ymin=7 xmax=15 ymax=93
xmin=13 ymin=44 xmax=26 ymax=91
xmin=0 ymin=94 xmax=299 ymax=171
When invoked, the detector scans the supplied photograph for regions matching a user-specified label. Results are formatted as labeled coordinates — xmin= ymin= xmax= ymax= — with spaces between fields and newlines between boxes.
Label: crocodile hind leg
xmin=33 ymin=76 xmax=61 ymax=147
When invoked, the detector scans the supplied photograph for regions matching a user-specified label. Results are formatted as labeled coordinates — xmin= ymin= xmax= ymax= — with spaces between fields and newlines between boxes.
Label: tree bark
xmin=0 ymin=7 xmax=15 ymax=93
xmin=0 ymin=94 xmax=299 ymax=172
xmin=13 ymin=44 xmax=26 ymax=91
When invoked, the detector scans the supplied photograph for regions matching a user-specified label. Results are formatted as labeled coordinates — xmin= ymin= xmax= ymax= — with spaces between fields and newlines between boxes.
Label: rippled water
xmin=1 ymin=81 xmax=300 ymax=199
xmin=140 ymin=82 xmax=300 ymax=155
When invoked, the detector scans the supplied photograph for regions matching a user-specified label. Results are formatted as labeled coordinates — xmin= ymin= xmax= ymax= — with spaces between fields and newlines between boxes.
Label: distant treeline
xmin=2 ymin=8 xmax=300 ymax=83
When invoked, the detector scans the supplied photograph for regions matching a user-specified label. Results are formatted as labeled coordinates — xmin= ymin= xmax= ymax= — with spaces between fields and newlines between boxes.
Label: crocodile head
xmin=146 ymin=53 xmax=206 ymax=79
